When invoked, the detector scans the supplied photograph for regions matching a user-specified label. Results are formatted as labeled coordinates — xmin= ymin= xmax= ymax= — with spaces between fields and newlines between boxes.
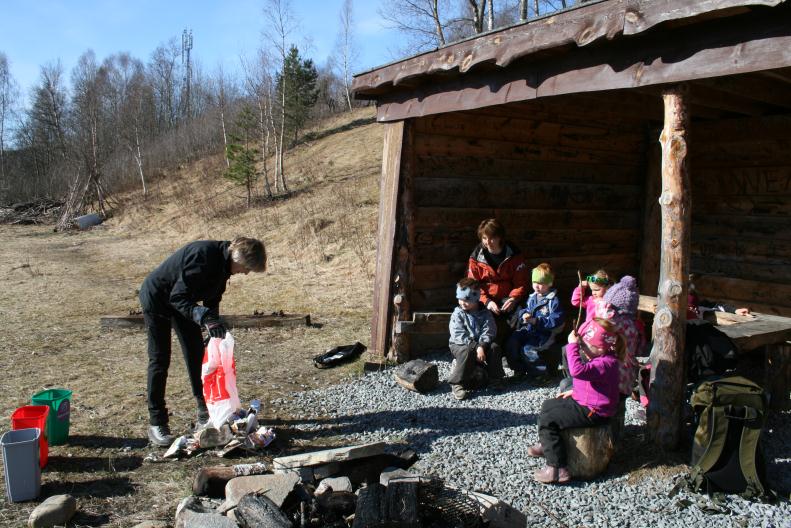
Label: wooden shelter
xmin=353 ymin=0 xmax=791 ymax=449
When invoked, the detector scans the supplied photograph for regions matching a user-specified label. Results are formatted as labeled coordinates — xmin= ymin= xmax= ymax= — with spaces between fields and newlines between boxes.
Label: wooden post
xmin=370 ymin=121 xmax=407 ymax=360
xmin=648 ymin=85 xmax=691 ymax=451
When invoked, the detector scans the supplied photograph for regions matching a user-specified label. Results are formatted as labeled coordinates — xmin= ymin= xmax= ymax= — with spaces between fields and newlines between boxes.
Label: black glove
xmin=202 ymin=311 xmax=227 ymax=339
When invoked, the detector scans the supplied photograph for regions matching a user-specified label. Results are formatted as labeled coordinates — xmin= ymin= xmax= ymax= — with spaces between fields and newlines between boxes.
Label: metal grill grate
xmin=418 ymin=478 xmax=483 ymax=528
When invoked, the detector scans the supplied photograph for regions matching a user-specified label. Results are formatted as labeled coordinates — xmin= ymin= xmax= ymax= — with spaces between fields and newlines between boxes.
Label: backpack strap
xmin=694 ymin=404 xmax=729 ymax=475
xmin=736 ymin=406 xmax=766 ymax=500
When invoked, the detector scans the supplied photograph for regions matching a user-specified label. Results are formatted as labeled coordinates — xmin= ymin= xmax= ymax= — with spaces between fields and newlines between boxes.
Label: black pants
xmin=538 ymin=397 xmax=609 ymax=467
xmin=144 ymin=311 xmax=206 ymax=426
xmin=448 ymin=342 xmax=505 ymax=386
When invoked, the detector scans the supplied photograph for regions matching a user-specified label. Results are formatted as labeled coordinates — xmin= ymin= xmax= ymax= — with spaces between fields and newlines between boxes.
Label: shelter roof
xmin=353 ymin=0 xmax=788 ymax=99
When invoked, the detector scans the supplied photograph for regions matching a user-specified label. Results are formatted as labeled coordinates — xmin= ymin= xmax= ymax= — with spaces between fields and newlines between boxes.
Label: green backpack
xmin=687 ymin=376 xmax=769 ymax=499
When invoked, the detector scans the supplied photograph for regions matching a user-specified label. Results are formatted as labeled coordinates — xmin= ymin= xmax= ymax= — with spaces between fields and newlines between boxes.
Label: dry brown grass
xmin=0 ymin=107 xmax=382 ymax=526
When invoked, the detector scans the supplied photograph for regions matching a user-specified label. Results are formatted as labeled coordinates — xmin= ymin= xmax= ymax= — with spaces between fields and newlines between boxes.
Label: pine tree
xmin=276 ymin=46 xmax=319 ymax=143
xmin=224 ymin=105 xmax=258 ymax=207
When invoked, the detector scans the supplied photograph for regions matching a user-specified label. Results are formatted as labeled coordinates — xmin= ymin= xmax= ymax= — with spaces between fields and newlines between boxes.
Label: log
xmin=235 ymin=494 xmax=292 ymax=528
xmin=394 ymin=359 xmax=439 ymax=393
xmin=415 ymin=156 xmax=641 ymax=185
xmin=100 ymin=312 xmax=310 ymax=330
xmin=384 ymin=480 xmax=420 ymax=527
xmin=561 ymin=426 xmax=615 ymax=480
xmin=413 ymin=177 xmax=641 ymax=210
xmin=352 ymin=483 xmax=386 ymax=528
xmin=648 ymin=85 xmax=691 ymax=451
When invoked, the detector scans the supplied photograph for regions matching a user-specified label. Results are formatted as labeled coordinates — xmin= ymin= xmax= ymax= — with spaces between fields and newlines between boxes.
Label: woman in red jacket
xmin=467 ymin=218 xmax=529 ymax=347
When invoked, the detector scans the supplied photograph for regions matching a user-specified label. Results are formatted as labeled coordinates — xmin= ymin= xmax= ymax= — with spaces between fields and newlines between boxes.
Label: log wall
xmin=691 ymin=115 xmax=791 ymax=316
xmin=408 ymin=101 xmax=649 ymax=312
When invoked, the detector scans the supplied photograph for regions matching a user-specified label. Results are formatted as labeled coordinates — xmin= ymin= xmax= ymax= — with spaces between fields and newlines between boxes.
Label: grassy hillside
xmin=0 ymin=107 xmax=383 ymax=526
xmin=112 ymin=107 xmax=382 ymax=319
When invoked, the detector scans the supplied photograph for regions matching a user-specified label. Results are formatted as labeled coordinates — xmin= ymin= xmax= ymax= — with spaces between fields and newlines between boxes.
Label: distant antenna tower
xmin=182 ymin=28 xmax=193 ymax=119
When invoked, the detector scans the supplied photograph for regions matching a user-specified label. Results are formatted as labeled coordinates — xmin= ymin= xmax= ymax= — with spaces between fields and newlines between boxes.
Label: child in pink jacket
xmin=571 ymin=269 xmax=612 ymax=323
xmin=529 ymin=318 xmax=623 ymax=484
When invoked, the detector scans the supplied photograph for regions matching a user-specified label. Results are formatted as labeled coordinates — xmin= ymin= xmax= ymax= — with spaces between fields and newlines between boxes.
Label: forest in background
xmin=0 ymin=0 xmax=576 ymax=229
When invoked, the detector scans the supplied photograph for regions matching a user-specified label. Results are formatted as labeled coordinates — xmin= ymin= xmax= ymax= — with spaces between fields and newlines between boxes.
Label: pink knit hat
xmin=579 ymin=319 xmax=618 ymax=353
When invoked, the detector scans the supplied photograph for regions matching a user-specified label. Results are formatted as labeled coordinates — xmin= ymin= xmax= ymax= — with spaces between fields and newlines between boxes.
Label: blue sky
xmin=0 ymin=0 xmax=401 ymax=100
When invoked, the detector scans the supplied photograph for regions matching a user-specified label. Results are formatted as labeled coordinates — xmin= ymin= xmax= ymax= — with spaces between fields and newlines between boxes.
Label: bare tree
xmin=210 ymin=64 xmax=236 ymax=169
xmin=379 ymin=0 xmax=455 ymax=53
xmin=241 ymin=50 xmax=275 ymax=198
xmin=262 ymin=0 xmax=298 ymax=194
xmin=0 ymin=52 xmax=20 ymax=184
xmin=334 ymin=0 xmax=359 ymax=111
xmin=148 ymin=39 xmax=181 ymax=130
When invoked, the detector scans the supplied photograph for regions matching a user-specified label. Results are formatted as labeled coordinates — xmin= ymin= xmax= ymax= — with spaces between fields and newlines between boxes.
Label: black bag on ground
xmin=687 ymin=376 xmax=769 ymax=499
xmin=685 ymin=320 xmax=738 ymax=384
xmin=313 ymin=342 xmax=366 ymax=369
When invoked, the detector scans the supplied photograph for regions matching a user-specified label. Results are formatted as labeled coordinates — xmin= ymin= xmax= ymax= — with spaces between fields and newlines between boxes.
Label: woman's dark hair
xmin=477 ymin=218 xmax=505 ymax=240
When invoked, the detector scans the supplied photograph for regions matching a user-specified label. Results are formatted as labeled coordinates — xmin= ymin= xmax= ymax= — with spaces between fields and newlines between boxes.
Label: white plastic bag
xmin=201 ymin=332 xmax=241 ymax=429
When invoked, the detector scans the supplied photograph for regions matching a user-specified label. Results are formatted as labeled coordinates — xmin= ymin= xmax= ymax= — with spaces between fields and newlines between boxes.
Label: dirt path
xmin=0 ymin=224 xmax=368 ymax=526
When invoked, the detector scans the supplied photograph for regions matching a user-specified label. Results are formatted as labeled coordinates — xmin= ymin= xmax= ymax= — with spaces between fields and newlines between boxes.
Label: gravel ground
xmin=276 ymin=353 xmax=791 ymax=528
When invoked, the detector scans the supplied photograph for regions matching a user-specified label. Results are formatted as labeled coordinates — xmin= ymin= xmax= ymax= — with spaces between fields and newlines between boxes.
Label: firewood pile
xmin=0 ymin=198 xmax=63 ymax=225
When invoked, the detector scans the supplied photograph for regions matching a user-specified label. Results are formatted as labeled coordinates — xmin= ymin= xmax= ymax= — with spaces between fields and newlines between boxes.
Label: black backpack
xmin=687 ymin=376 xmax=770 ymax=499
xmin=685 ymin=320 xmax=738 ymax=384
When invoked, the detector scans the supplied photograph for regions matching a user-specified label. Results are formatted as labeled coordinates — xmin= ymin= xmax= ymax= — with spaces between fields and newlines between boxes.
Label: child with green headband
xmin=506 ymin=263 xmax=565 ymax=377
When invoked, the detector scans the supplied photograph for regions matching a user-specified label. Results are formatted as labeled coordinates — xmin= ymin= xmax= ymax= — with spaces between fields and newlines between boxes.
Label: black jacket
xmin=139 ymin=240 xmax=232 ymax=324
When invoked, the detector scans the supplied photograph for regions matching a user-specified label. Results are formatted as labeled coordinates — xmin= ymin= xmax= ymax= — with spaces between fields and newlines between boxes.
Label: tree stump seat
xmin=561 ymin=400 xmax=626 ymax=480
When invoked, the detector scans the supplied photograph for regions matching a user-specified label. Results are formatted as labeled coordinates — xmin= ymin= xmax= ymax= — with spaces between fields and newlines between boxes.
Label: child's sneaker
xmin=451 ymin=384 xmax=468 ymax=401
xmin=527 ymin=443 xmax=544 ymax=458
xmin=533 ymin=465 xmax=571 ymax=484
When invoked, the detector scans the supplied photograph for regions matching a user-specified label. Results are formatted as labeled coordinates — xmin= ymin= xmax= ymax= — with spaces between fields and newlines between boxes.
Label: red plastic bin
xmin=11 ymin=405 xmax=49 ymax=469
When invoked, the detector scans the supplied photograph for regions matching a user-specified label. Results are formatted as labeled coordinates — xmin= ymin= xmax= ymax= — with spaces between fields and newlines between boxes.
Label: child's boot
xmin=533 ymin=465 xmax=571 ymax=484
xmin=451 ymin=384 xmax=468 ymax=401
xmin=527 ymin=443 xmax=544 ymax=458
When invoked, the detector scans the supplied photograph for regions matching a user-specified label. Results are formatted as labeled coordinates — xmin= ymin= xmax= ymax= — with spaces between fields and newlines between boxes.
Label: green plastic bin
xmin=31 ymin=389 xmax=72 ymax=446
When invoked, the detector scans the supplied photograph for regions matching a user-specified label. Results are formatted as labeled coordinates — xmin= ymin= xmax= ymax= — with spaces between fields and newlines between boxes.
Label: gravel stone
xmin=276 ymin=353 xmax=791 ymax=528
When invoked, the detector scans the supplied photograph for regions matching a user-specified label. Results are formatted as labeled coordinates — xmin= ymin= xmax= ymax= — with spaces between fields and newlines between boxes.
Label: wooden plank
xmin=695 ymin=76 xmax=791 ymax=110
xmin=100 ymin=313 xmax=310 ymax=330
xmin=413 ymin=238 xmax=640 ymax=266
xmin=370 ymin=121 xmax=406 ymax=359
xmin=691 ymin=256 xmax=791 ymax=283
xmin=693 ymin=214 xmax=791 ymax=240
xmin=693 ymin=114 xmax=791 ymax=142
xmin=692 ymin=139 xmax=791 ymax=168
xmin=414 ymin=156 xmax=641 ymax=184
xmin=413 ymin=178 xmax=642 ymax=210
xmin=413 ymin=206 xmax=641 ymax=230
xmin=693 ymin=196 xmax=791 ymax=216
xmin=413 ymin=112 xmax=645 ymax=153
xmin=413 ymin=133 xmax=643 ymax=165
xmin=412 ymin=251 xmax=640 ymax=290
xmin=692 ymin=166 xmax=791 ymax=197
xmin=692 ymin=275 xmax=791 ymax=310
xmin=373 ymin=11 xmax=791 ymax=122
xmin=648 ymin=86 xmax=691 ymax=451
xmin=692 ymin=235 xmax=791 ymax=262
xmin=718 ymin=314 xmax=791 ymax=350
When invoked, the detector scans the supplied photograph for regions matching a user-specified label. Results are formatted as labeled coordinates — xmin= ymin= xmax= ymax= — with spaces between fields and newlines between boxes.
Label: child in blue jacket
xmin=506 ymin=263 xmax=565 ymax=377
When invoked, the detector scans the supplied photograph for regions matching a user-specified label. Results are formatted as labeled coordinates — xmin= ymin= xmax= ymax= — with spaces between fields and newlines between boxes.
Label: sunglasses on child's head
xmin=586 ymin=275 xmax=611 ymax=286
